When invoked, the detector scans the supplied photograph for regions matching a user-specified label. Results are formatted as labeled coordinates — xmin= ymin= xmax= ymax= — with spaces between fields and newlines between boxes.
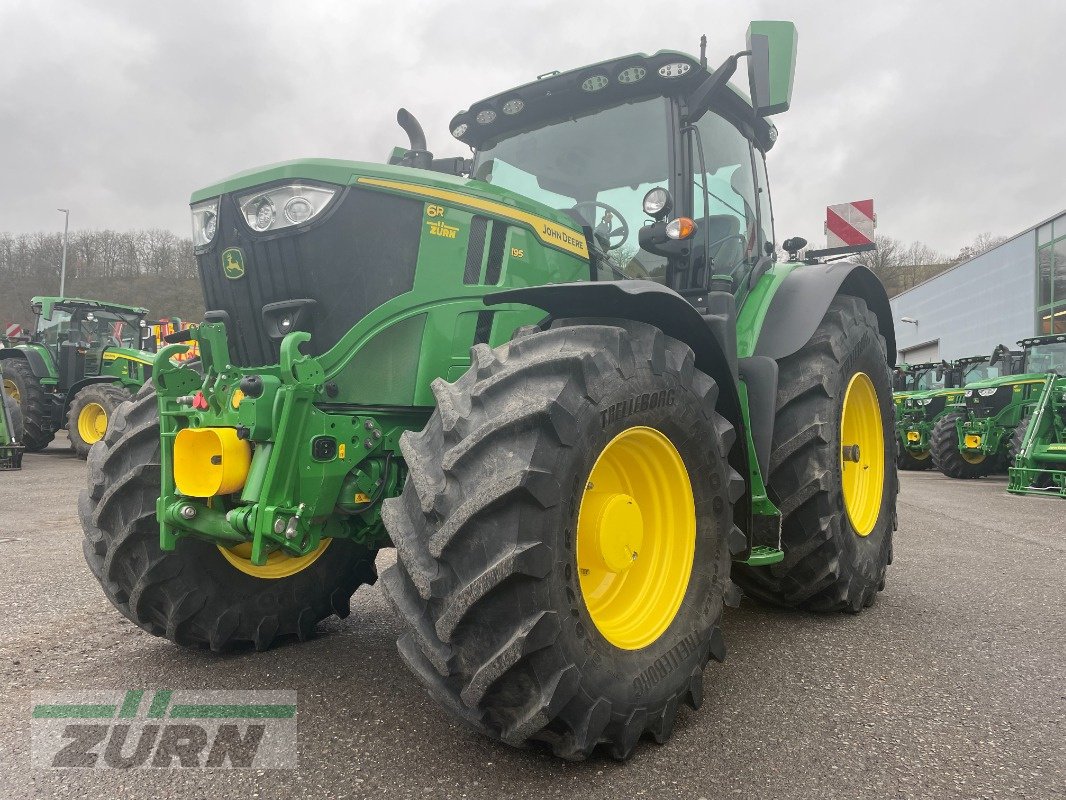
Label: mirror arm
xmin=685 ymin=51 xmax=748 ymax=124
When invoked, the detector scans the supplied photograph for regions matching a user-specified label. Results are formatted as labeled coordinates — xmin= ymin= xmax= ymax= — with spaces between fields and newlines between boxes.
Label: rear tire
xmin=930 ymin=411 xmax=991 ymax=479
xmin=1008 ymin=417 xmax=1030 ymax=465
xmin=1 ymin=358 xmax=55 ymax=451
xmin=80 ymin=382 xmax=378 ymax=651
xmin=732 ymin=295 xmax=896 ymax=612
xmin=67 ymin=383 xmax=131 ymax=458
xmin=381 ymin=320 xmax=743 ymax=759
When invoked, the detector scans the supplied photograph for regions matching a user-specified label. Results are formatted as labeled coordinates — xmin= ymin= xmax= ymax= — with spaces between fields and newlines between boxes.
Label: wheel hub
xmin=581 ymin=492 xmax=643 ymax=573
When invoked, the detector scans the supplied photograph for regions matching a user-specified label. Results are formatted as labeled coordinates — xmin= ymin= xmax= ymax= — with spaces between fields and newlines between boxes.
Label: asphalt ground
xmin=1 ymin=434 xmax=1063 ymax=799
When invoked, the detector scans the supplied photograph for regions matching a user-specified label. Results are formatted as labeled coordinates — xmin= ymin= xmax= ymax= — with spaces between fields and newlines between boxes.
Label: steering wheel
xmin=571 ymin=201 xmax=629 ymax=251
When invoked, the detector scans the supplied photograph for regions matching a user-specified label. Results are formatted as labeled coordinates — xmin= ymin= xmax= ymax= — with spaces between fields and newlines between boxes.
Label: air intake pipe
xmin=396 ymin=108 xmax=433 ymax=170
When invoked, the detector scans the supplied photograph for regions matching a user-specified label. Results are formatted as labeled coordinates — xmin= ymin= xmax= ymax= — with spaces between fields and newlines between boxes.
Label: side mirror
xmin=935 ymin=365 xmax=944 ymax=382
xmin=989 ymin=344 xmax=1005 ymax=367
xmin=746 ymin=21 xmax=798 ymax=116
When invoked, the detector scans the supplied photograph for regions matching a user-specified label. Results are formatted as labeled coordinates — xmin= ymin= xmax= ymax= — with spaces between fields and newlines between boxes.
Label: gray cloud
xmin=1 ymin=0 xmax=1062 ymax=254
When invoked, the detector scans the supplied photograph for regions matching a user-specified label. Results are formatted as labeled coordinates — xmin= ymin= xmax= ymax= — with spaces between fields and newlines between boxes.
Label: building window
xmin=1037 ymin=212 xmax=1066 ymax=333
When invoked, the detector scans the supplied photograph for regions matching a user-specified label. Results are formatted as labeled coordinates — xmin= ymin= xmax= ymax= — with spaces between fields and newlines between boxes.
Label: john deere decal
xmin=222 ymin=248 xmax=246 ymax=280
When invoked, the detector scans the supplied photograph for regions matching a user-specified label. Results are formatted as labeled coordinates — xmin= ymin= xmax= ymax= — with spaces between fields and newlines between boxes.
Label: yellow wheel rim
xmin=961 ymin=451 xmax=986 ymax=465
xmin=3 ymin=378 xmax=19 ymax=403
xmin=218 ymin=539 xmax=331 ymax=579
xmin=78 ymin=402 xmax=109 ymax=444
xmin=911 ymin=449 xmax=931 ymax=461
xmin=576 ymin=426 xmax=695 ymax=650
xmin=840 ymin=372 xmax=885 ymax=537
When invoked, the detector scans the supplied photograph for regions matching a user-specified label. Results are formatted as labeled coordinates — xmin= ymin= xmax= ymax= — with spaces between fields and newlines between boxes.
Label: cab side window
xmin=691 ymin=112 xmax=759 ymax=285
xmin=754 ymin=151 xmax=774 ymax=257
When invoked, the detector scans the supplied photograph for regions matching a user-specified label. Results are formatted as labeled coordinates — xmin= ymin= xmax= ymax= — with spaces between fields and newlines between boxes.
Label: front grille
xmin=197 ymin=186 xmax=424 ymax=367
xmin=968 ymin=386 xmax=1012 ymax=418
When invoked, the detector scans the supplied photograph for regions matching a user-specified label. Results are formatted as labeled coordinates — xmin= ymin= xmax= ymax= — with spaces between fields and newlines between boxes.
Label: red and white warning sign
xmin=825 ymin=199 xmax=876 ymax=249
xmin=5 ymin=324 xmax=22 ymax=339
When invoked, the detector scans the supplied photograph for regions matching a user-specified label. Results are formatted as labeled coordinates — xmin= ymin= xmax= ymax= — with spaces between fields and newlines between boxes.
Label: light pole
xmin=58 ymin=208 xmax=69 ymax=297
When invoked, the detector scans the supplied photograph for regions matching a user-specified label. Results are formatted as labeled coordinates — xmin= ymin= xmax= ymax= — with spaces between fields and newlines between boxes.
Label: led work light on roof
xmin=658 ymin=62 xmax=692 ymax=78
xmin=617 ymin=66 xmax=646 ymax=84
xmin=476 ymin=109 xmax=496 ymax=124
xmin=451 ymin=123 xmax=468 ymax=138
xmin=581 ymin=75 xmax=609 ymax=92
xmin=501 ymin=98 xmax=524 ymax=115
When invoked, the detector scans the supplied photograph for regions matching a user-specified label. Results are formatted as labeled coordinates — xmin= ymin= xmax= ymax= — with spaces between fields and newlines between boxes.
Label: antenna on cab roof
xmin=699 ymin=34 xmax=707 ymax=68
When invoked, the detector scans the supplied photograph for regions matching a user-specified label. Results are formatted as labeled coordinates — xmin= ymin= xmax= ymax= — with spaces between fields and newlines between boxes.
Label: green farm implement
xmin=1007 ymin=335 xmax=1066 ymax=496
xmin=0 ymin=362 xmax=24 ymax=470
xmin=932 ymin=336 xmax=1066 ymax=479
xmin=81 ymin=22 xmax=899 ymax=759
xmin=0 ymin=297 xmax=158 ymax=457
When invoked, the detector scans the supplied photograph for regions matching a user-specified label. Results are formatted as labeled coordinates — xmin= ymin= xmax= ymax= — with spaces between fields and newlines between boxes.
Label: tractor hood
xmin=188 ymin=160 xmax=591 ymax=367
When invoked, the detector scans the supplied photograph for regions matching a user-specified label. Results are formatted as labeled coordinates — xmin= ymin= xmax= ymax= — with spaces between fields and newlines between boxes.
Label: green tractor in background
xmin=896 ymin=354 xmax=1002 ymax=470
xmin=931 ymin=335 xmax=1066 ymax=479
xmin=81 ymin=22 xmax=899 ymax=759
xmin=1008 ymin=334 xmax=1066 ymax=497
xmin=0 ymin=297 xmax=157 ymax=456
xmin=892 ymin=361 xmax=943 ymax=469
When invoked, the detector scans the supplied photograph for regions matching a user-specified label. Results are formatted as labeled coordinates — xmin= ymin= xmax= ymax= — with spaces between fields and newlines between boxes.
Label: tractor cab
xmin=1020 ymin=334 xmax=1066 ymax=375
xmin=448 ymin=46 xmax=782 ymax=305
xmin=29 ymin=297 xmax=151 ymax=388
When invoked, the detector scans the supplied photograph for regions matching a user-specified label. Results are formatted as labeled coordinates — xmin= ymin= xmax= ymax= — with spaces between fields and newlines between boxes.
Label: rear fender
xmin=1 ymin=346 xmax=53 ymax=379
xmin=754 ymin=262 xmax=896 ymax=365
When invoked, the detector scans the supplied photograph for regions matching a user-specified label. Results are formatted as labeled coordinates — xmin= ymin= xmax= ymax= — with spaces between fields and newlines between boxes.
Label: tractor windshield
xmin=962 ymin=361 xmax=999 ymax=383
xmin=472 ymin=97 xmax=670 ymax=281
xmin=1024 ymin=341 xmax=1066 ymax=374
xmin=914 ymin=369 xmax=943 ymax=391
xmin=39 ymin=307 xmax=145 ymax=350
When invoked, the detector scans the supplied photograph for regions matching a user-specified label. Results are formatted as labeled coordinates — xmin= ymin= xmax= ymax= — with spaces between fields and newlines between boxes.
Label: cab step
xmin=740 ymin=545 xmax=784 ymax=566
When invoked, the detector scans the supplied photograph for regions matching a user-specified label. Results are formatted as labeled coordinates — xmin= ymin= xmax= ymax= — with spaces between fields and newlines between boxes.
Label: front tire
xmin=930 ymin=411 xmax=991 ymax=479
xmin=1 ymin=358 xmax=55 ymax=451
xmin=733 ymin=295 xmax=896 ymax=612
xmin=67 ymin=383 xmax=131 ymax=458
xmin=896 ymin=444 xmax=933 ymax=471
xmin=80 ymin=383 xmax=378 ymax=651
xmin=381 ymin=320 xmax=744 ymax=759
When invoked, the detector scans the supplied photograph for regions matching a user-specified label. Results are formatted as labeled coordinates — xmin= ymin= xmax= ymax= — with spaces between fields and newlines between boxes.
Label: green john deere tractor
xmin=892 ymin=361 xmax=943 ymax=469
xmin=896 ymin=354 xmax=1002 ymax=470
xmin=1008 ymin=334 xmax=1066 ymax=497
xmin=81 ymin=22 xmax=898 ymax=759
xmin=0 ymin=297 xmax=157 ymax=456
xmin=931 ymin=335 xmax=1066 ymax=479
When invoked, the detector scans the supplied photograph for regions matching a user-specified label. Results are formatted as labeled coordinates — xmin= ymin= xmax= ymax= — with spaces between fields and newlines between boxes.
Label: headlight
xmin=238 ymin=184 xmax=336 ymax=233
xmin=977 ymin=387 xmax=998 ymax=397
xmin=919 ymin=398 xmax=933 ymax=406
xmin=191 ymin=199 xmax=219 ymax=246
xmin=964 ymin=390 xmax=973 ymax=397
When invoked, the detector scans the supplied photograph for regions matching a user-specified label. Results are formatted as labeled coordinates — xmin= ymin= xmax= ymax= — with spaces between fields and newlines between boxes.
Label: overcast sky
xmin=1 ymin=0 xmax=1063 ymax=254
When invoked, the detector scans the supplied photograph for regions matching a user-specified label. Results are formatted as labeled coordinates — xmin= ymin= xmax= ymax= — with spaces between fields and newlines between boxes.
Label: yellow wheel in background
xmin=576 ymin=426 xmax=695 ymax=650
xmin=840 ymin=372 xmax=885 ymax=537
xmin=3 ymin=377 xmax=20 ymax=403
xmin=218 ymin=539 xmax=331 ymax=579
xmin=961 ymin=451 xmax=987 ymax=465
xmin=77 ymin=402 xmax=109 ymax=445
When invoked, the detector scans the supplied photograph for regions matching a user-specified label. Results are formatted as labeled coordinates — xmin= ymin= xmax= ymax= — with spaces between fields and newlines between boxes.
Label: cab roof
xmin=1019 ymin=334 xmax=1066 ymax=348
xmin=31 ymin=296 xmax=149 ymax=318
xmin=449 ymin=50 xmax=776 ymax=152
